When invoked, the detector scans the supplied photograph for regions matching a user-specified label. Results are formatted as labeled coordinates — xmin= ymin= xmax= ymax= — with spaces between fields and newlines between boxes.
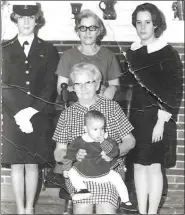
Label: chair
xmin=42 ymin=168 xmax=73 ymax=214
xmin=42 ymin=83 xmax=133 ymax=214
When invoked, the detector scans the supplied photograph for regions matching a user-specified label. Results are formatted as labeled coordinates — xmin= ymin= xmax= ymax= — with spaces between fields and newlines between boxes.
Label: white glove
xmin=14 ymin=107 xmax=38 ymax=124
xmin=14 ymin=107 xmax=38 ymax=133
xmin=18 ymin=120 xmax=33 ymax=133
xmin=158 ymin=109 xmax=172 ymax=122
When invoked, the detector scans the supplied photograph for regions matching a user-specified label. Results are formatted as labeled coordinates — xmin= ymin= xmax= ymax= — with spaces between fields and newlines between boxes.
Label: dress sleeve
xmin=52 ymin=110 xmax=71 ymax=145
xmin=107 ymin=50 xmax=122 ymax=81
xmin=101 ymin=137 xmax=120 ymax=158
xmin=55 ymin=50 xmax=71 ymax=78
xmin=2 ymin=48 xmax=28 ymax=115
xmin=30 ymin=43 xmax=59 ymax=112
xmin=157 ymin=46 xmax=183 ymax=120
xmin=113 ymin=102 xmax=134 ymax=138
xmin=64 ymin=138 xmax=79 ymax=162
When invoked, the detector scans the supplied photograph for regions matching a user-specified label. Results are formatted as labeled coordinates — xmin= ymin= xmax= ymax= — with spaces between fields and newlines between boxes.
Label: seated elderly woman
xmin=53 ymin=62 xmax=135 ymax=214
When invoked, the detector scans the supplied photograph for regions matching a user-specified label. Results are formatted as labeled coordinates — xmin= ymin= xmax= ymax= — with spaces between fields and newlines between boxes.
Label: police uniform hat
xmin=13 ymin=1 xmax=39 ymax=16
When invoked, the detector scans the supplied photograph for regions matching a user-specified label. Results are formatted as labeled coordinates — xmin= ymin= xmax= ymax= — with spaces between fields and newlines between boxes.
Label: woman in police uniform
xmin=1 ymin=2 xmax=59 ymax=214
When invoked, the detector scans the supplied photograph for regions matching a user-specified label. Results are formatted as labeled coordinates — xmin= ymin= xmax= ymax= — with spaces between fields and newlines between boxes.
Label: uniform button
xmin=26 ymin=81 xmax=30 ymax=85
xmin=25 ymin=70 xmax=29 ymax=74
xmin=25 ymin=60 xmax=28 ymax=64
xmin=27 ymin=92 xmax=31 ymax=95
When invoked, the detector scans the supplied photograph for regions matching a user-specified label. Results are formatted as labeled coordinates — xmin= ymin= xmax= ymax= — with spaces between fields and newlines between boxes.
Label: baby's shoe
xmin=72 ymin=189 xmax=92 ymax=201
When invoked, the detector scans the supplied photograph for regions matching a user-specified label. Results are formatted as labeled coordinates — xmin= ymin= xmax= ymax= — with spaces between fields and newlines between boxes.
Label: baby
xmin=62 ymin=110 xmax=136 ymax=211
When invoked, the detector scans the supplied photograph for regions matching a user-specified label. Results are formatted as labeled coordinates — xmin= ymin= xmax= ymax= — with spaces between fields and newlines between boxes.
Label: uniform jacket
xmin=2 ymin=35 xmax=59 ymax=154
xmin=2 ymin=35 xmax=59 ymax=115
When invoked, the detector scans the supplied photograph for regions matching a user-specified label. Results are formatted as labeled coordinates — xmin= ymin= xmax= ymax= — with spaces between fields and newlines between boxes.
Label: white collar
xmin=82 ymin=132 xmax=108 ymax=142
xmin=18 ymin=33 xmax=34 ymax=46
xmin=82 ymin=133 xmax=94 ymax=142
xmin=130 ymin=38 xmax=168 ymax=53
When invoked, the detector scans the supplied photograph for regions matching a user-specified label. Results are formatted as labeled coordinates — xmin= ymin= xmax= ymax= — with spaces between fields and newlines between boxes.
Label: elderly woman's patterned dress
xmin=53 ymin=96 xmax=133 ymax=208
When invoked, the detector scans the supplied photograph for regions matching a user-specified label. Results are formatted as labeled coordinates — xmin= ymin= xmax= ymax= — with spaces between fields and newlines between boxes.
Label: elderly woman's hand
xmin=76 ymin=149 xmax=87 ymax=162
xmin=54 ymin=144 xmax=67 ymax=162
xmin=67 ymin=85 xmax=74 ymax=92
xmin=103 ymin=86 xmax=117 ymax=100
xmin=101 ymin=151 xmax=113 ymax=162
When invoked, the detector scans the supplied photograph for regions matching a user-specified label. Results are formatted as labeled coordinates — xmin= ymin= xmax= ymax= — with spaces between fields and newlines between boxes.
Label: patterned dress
xmin=53 ymin=96 xmax=133 ymax=207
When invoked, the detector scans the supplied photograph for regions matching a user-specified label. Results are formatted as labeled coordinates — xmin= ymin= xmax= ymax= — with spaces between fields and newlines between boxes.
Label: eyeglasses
xmin=74 ymin=80 xmax=96 ymax=88
xmin=78 ymin=25 xmax=99 ymax=32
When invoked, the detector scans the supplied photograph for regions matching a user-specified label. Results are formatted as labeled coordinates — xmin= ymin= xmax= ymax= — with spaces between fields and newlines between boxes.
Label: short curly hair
xmin=70 ymin=62 xmax=102 ymax=83
xmin=132 ymin=3 xmax=167 ymax=38
xmin=75 ymin=9 xmax=107 ymax=41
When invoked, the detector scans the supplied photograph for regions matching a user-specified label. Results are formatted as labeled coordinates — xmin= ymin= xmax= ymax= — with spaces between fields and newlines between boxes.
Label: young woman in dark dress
xmin=126 ymin=3 xmax=183 ymax=214
xmin=1 ymin=3 xmax=59 ymax=214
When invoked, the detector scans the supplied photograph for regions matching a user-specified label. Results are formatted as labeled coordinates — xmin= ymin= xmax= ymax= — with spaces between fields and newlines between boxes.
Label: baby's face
xmin=85 ymin=119 xmax=105 ymax=142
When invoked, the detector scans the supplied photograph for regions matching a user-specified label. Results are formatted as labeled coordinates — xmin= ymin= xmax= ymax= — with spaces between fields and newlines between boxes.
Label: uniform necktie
xmin=23 ymin=41 xmax=29 ymax=50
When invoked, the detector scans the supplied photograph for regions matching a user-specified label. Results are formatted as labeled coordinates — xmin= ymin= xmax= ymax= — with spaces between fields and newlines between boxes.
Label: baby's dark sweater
xmin=64 ymin=136 xmax=120 ymax=177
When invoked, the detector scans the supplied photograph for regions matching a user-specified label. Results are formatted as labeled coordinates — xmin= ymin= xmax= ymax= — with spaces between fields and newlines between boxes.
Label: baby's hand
xmin=76 ymin=149 xmax=87 ymax=162
xmin=101 ymin=151 xmax=113 ymax=162
xmin=63 ymin=170 xmax=69 ymax=178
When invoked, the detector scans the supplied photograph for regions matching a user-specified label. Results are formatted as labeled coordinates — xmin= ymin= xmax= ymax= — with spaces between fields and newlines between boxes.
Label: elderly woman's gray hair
xmin=75 ymin=9 xmax=107 ymax=41
xmin=70 ymin=62 xmax=102 ymax=83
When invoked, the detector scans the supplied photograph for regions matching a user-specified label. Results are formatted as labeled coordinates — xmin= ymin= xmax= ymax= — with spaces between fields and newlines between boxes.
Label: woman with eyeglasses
xmin=56 ymin=9 xmax=122 ymax=100
xmin=53 ymin=62 xmax=136 ymax=214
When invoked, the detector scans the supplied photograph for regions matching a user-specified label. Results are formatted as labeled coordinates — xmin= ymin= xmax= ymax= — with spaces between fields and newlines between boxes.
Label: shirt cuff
xmin=158 ymin=109 xmax=172 ymax=122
